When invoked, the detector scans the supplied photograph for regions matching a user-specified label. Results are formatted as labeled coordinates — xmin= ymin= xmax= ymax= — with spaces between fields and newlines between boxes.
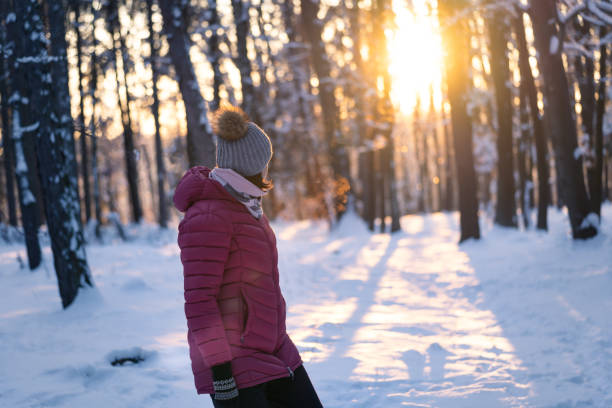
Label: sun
xmin=387 ymin=0 xmax=444 ymax=114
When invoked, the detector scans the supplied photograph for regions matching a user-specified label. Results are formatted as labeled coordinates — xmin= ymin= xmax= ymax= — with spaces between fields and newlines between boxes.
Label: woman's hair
xmin=245 ymin=172 xmax=274 ymax=192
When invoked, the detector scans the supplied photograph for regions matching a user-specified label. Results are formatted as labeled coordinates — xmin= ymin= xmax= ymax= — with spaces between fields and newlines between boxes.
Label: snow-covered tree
xmin=529 ymin=0 xmax=597 ymax=239
xmin=8 ymin=0 xmax=92 ymax=306
xmin=5 ymin=2 xmax=43 ymax=269
xmin=0 ymin=1 xmax=17 ymax=229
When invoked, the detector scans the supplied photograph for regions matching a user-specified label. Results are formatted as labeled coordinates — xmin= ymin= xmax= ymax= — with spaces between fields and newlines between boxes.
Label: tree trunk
xmin=378 ymin=148 xmax=386 ymax=232
xmin=6 ymin=1 xmax=43 ymax=269
xmin=141 ymin=143 xmax=156 ymax=219
xmin=146 ymin=0 xmax=168 ymax=228
xmin=487 ymin=10 xmax=516 ymax=227
xmin=158 ymin=0 xmax=215 ymax=168
xmin=348 ymin=2 xmax=371 ymax=220
xmin=442 ymin=107 xmax=455 ymax=211
xmin=429 ymin=89 xmax=443 ymax=212
xmin=604 ymin=154 xmax=609 ymax=202
xmin=104 ymin=0 xmax=142 ymax=223
xmin=206 ymin=0 xmax=223 ymax=112
xmin=421 ymin=120 xmax=431 ymax=212
xmin=252 ymin=4 xmax=276 ymax=134
xmin=514 ymin=14 xmax=549 ymax=231
xmin=438 ymin=0 xmax=480 ymax=242
xmin=89 ymin=0 xmax=102 ymax=237
xmin=373 ymin=0 xmax=400 ymax=232
xmin=574 ymin=21 xmax=599 ymax=217
xmin=231 ymin=0 xmax=256 ymax=119
xmin=73 ymin=0 xmax=91 ymax=223
xmin=518 ymin=87 xmax=530 ymax=228
xmin=575 ymin=42 xmax=595 ymax=145
xmin=45 ymin=0 xmax=93 ymax=306
xmin=366 ymin=150 xmax=376 ymax=231
xmin=590 ymin=26 xmax=607 ymax=216
xmin=117 ymin=24 xmax=142 ymax=224
xmin=300 ymin=0 xmax=350 ymax=220
xmin=12 ymin=0 xmax=92 ymax=306
xmin=280 ymin=0 xmax=327 ymax=220
xmin=413 ymin=99 xmax=426 ymax=213
xmin=529 ymin=0 xmax=595 ymax=239
xmin=0 ymin=94 xmax=17 ymax=228
xmin=103 ymin=152 xmax=126 ymax=241
xmin=0 ymin=17 xmax=17 ymax=227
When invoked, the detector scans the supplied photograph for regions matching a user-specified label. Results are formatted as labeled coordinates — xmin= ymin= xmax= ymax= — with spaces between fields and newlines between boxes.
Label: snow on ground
xmin=1 ymin=206 xmax=611 ymax=407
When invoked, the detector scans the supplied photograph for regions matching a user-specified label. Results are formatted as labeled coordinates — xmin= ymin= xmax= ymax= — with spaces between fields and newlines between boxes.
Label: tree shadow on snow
xmin=461 ymin=228 xmax=612 ymax=407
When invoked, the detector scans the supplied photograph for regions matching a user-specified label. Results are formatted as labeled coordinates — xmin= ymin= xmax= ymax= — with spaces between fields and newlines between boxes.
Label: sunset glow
xmin=387 ymin=0 xmax=444 ymax=114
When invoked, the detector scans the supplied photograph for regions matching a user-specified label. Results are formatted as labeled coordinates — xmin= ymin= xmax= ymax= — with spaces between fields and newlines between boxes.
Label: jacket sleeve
xmin=178 ymin=208 xmax=232 ymax=367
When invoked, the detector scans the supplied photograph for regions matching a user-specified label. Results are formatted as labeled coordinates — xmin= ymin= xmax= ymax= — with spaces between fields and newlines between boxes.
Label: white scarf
xmin=210 ymin=168 xmax=266 ymax=219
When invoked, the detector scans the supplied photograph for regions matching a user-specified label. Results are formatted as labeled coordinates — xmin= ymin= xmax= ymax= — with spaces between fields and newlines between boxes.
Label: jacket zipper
xmin=240 ymin=288 xmax=248 ymax=343
xmin=259 ymin=218 xmax=279 ymax=288
xmin=287 ymin=366 xmax=294 ymax=381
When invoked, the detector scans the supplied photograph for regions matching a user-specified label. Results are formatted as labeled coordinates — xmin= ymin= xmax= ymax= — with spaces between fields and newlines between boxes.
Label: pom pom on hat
xmin=213 ymin=105 xmax=249 ymax=141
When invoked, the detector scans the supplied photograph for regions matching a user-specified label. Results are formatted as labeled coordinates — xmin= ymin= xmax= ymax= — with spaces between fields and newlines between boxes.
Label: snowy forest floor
xmin=1 ymin=207 xmax=612 ymax=408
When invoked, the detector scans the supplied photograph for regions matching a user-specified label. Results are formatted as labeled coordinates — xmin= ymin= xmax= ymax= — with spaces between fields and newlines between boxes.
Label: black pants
xmin=211 ymin=365 xmax=323 ymax=408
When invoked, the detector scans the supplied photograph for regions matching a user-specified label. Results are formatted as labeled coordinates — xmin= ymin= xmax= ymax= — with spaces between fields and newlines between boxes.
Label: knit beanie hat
xmin=213 ymin=105 xmax=273 ymax=177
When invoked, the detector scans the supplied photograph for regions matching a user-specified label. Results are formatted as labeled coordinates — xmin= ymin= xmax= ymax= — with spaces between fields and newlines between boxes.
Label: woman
xmin=173 ymin=105 xmax=323 ymax=407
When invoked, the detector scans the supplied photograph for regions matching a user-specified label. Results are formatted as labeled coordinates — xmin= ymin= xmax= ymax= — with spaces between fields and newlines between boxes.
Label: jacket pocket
xmin=240 ymin=288 xmax=251 ymax=343
xmin=239 ymin=287 xmax=277 ymax=354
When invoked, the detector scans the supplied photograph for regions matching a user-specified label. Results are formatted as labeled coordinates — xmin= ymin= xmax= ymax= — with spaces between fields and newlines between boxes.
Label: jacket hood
xmin=173 ymin=166 xmax=234 ymax=212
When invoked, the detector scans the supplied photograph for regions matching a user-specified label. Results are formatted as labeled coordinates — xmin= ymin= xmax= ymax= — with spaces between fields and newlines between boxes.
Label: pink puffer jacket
xmin=173 ymin=166 xmax=302 ymax=394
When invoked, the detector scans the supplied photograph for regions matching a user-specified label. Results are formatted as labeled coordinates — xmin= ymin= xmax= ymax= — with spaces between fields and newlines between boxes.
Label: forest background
xmin=0 ymin=0 xmax=611 ymax=308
